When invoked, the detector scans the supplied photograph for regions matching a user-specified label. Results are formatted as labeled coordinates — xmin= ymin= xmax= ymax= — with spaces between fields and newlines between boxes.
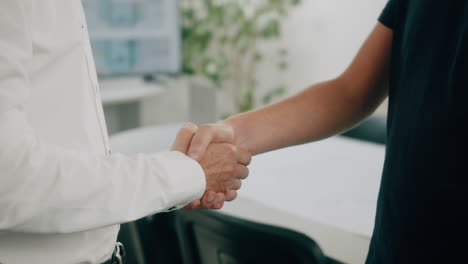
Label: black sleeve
xmin=378 ymin=0 xmax=399 ymax=29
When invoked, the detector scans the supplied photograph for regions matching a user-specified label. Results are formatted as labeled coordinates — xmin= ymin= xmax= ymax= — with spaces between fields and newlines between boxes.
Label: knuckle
xmin=228 ymin=191 xmax=238 ymax=201
xmin=179 ymin=127 xmax=193 ymax=135
xmin=235 ymin=180 xmax=242 ymax=189
xmin=190 ymin=144 xmax=201 ymax=153
xmin=226 ymin=165 xmax=237 ymax=175
xmin=236 ymin=164 xmax=246 ymax=174
xmin=227 ymin=179 xmax=236 ymax=189
xmin=179 ymin=124 xmax=197 ymax=134
xmin=224 ymin=144 xmax=237 ymax=155
xmin=200 ymin=124 xmax=215 ymax=133
xmin=246 ymin=154 xmax=252 ymax=164
xmin=183 ymin=123 xmax=198 ymax=132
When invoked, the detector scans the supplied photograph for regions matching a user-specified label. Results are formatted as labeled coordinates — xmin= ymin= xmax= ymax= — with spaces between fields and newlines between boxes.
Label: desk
xmin=110 ymin=124 xmax=385 ymax=264
xmin=99 ymin=77 xmax=164 ymax=106
xmin=220 ymin=137 xmax=385 ymax=264
xmin=99 ymin=77 xmax=166 ymax=134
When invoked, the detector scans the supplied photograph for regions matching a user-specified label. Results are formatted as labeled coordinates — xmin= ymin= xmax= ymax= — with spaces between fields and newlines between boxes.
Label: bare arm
xmin=222 ymin=23 xmax=393 ymax=155
xmin=183 ymin=23 xmax=393 ymax=209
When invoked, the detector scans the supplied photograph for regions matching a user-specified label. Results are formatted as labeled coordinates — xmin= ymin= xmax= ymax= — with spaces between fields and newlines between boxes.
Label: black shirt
xmin=367 ymin=1 xmax=468 ymax=263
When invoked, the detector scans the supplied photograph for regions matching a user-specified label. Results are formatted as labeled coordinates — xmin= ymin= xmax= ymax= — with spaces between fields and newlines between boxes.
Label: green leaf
xmin=291 ymin=0 xmax=301 ymax=6
xmin=276 ymin=85 xmax=288 ymax=95
xmin=182 ymin=9 xmax=195 ymax=21
xmin=278 ymin=61 xmax=288 ymax=71
xmin=179 ymin=0 xmax=298 ymax=112
xmin=278 ymin=48 xmax=288 ymax=56
xmin=262 ymin=94 xmax=272 ymax=104
xmin=181 ymin=65 xmax=195 ymax=75
xmin=261 ymin=19 xmax=280 ymax=38
xmin=253 ymin=52 xmax=263 ymax=62
xmin=221 ymin=112 xmax=233 ymax=120
xmin=262 ymin=85 xmax=288 ymax=104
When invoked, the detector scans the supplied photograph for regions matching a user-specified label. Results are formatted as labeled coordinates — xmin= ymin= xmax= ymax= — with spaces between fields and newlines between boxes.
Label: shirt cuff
xmin=151 ymin=151 xmax=206 ymax=211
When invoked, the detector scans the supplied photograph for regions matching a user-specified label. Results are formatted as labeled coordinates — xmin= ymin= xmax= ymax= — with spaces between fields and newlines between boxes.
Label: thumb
xmin=171 ymin=123 xmax=198 ymax=154
xmin=188 ymin=123 xmax=234 ymax=161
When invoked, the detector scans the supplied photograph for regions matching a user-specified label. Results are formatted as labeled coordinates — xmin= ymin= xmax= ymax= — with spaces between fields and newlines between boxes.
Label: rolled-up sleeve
xmin=0 ymin=0 xmax=206 ymax=234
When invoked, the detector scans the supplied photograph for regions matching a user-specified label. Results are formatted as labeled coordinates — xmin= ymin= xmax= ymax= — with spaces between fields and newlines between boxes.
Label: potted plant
xmin=180 ymin=0 xmax=301 ymax=116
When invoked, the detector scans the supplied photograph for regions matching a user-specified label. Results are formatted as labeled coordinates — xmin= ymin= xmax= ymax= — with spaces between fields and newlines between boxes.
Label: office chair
xmin=117 ymin=214 xmax=185 ymax=264
xmin=172 ymin=210 xmax=336 ymax=264
xmin=117 ymin=222 xmax=146 ymax=264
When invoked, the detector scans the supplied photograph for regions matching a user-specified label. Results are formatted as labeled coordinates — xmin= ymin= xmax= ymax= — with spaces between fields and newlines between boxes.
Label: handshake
xmin=171 ymin=122 xmax=252 ymax=210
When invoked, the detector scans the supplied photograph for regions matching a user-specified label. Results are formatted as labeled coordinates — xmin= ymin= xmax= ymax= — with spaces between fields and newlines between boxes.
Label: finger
xmin=212 ymin=193 xmax=225 ymax=209
xmin=200 ymin=190 xmax=217 ymax=208
xmin=183 ymin=201 xmax=199 ymax=210
xmin=235 ymin=165 xmax=249 ymax=180
xmin=225 ymin=190 xmax=238 ymax=202
xmin=227 ymin=179 xmax=242 ymax=190
xmin=188 ymin=124 xmax=234 ymax=161
xmin=171 ymin=123 xmax=198 ymax=154
xmin=236 ymin=147 xmax=252 ymax=166
xmin=183 ymin=200 xmax=200 ymax=210
xmin=212 ymin=200 xmax=224 ymax=210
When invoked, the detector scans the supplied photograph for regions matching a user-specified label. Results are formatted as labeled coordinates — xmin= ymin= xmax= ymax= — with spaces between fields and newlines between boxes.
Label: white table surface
xmin=233 ymin=136 xmax=385 ymax=238
xmin=110 ymin=124 xmax=386 ymax=264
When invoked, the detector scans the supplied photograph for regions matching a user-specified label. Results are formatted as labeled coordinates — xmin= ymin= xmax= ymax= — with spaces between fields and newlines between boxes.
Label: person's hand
xmin=199 ymin=142 xmax=250 ymax=200
xmin=171 ymin=123 xmax=199 ymax=154
xmin=171 ymin=123 xmax=225 ymax=209
xmin=187 ymin=143 xmax=250 ymax=210
xmin=183 ymin=123 xmax=251 ymax=210
xmin=171 ymin=123 xmax=251 ymax=210
xmin=187 ymin=123 xmax=236 ymax=161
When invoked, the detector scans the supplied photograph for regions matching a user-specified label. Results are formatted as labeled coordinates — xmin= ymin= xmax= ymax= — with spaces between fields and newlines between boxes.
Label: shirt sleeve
xmin=0 ymin=1 xmax=205 ymax=234
xmin=378 ymin=0 xmax=399 ymax=29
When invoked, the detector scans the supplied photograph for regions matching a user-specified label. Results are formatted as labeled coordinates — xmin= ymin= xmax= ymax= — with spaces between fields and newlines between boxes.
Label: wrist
xmin=222 ymin=115 xmax=248 ymax=151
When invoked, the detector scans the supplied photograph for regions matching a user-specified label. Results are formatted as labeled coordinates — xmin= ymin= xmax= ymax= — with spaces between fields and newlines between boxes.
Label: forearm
xmin=0 ymin=109 xmax=205 ymax=233
xmin=224 ymin=22 xmax=394 ymax=155
xmin=225 ymin=77 xmax=386 ymax=155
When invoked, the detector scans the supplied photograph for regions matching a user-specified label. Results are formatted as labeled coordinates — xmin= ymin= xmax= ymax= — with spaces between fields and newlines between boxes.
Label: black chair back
xmin=172 ymin=210 xmax=328 ymax=264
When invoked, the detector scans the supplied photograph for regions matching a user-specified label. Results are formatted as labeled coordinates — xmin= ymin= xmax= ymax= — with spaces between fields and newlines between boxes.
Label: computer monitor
xmin=81 ymin=0 xmax=181 ymax=76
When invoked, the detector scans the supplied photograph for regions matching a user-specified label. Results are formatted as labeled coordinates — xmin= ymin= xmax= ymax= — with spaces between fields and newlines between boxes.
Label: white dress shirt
xmin=0 ymin=1 xmax=206 ymax=263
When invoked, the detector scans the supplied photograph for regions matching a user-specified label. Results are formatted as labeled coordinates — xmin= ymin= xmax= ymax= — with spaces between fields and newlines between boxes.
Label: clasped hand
xmin=171 ymin=123 xmax=251 ymax=210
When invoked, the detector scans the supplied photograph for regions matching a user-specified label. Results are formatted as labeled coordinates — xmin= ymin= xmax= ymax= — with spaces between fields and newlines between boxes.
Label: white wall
xmin=256 ymin=0 xmax=388 ymax=114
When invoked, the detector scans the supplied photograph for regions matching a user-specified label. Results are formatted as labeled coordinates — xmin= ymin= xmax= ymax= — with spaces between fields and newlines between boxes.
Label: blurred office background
xmin=82 ymin=0 xmax=387 ymax=135
xmin=82 ymin=0 xmax=388 ymax=263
